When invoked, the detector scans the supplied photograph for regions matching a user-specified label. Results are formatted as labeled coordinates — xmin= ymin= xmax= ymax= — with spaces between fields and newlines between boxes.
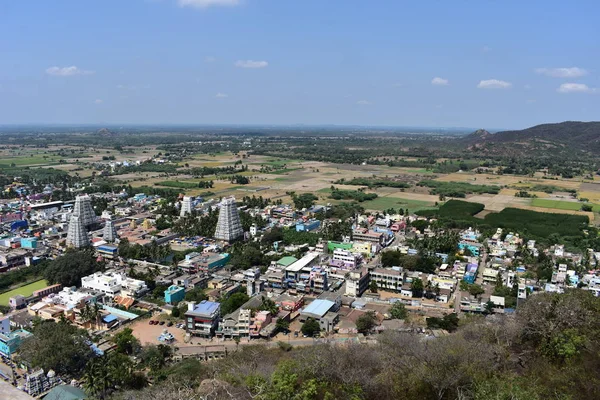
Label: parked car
xmin=159 ymin=321 xmax=165 ymax=326
xmin=167 ymin=321 xmax=173 ymax=327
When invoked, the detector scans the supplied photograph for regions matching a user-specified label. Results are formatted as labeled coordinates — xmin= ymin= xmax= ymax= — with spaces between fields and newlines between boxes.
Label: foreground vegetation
xmin=108 ymin=290 xmax=600 ymax=400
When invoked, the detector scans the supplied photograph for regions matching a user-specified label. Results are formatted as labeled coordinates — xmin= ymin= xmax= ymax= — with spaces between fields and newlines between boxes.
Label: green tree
xmin=301 ymin=318 xmax=320 ymax=337
xmin=113 ymin=327 xmax=141 ymax=355
xmin=220 ymin=292 xmax=250 ymax=315
xmin=411 ymin=278 xmax=424 ymax=298
xmin=355 ymin=311 xmax=377 ymax=334
xmin=369 ymin=280 xmax=378 ymax=293
xmin=17 ymin=321 xmax=94 ymax=375
xmin=389 ymin=302 xmax=408 ymax=320
xmin=43 ymin=248 xmax=105 ymax=288
xmin=276 ymin=318 xmax=290 ymax=333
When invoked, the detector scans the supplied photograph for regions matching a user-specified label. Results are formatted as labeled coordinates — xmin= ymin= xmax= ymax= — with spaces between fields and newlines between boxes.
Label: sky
xmin=0 ymin=0 xmax=599 ymax=129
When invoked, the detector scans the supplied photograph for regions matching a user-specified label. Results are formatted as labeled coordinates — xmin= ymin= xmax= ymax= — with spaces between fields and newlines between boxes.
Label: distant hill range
xmin=461 ymin=121 xmax=600 ymax=156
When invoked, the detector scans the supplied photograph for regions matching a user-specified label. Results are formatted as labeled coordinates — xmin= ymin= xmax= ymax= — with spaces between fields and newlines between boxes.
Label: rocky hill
xmin=462 ymin=121 xmax=600 ymax=156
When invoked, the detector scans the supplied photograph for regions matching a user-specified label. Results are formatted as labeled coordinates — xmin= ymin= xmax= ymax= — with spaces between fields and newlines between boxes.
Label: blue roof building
xmin=164 ymin=285 xmax=185 ymax=305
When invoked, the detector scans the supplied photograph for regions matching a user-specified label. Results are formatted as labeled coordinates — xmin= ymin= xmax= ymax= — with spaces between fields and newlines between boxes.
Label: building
xmin=370 ymin=268 xmax=403 ymax=292
xmin=73 ymin=194 xmax=97 ymax=227
xmin=352 ymin=228 xmax=385 ymax=246
xmin=284 ymin=252 xmax=320 ymax=282
xmin=177 ymin=252 xmax=230 ymax=274
xmin=180 ymin=196 xmax=193 ymax=217
xmin=0 ymin=317 xmax=32 ymax=357
xmin=164 ymin=285 xmax=185 ymax=304
xmin=81 ymin=272 xmax=148 ymax=298
xmin=214 ymin=197 xmax=244 ymax=242
xmin=185 ymin=300 xmax=221 ymax=337
xmin=346 ymin=268 xmax=370 ymax=297
xmin=20 ymin=237 xmax=38 ymax=249
xmin=330 ymin=248 xmax=361 ymax=270
xmin=66 ymin=214 xmax=89 ymax=248
xmin=296 ymin=219 xmax=321 ymax=232
xmin=97 ymin=244 xmax=118 ymax=259
xmin=103 ymin=219 xmax=118 ymax=242
xmin=299 ymin=299 xmax=339 ymax=332
xmin=32 ymin=284 xmax=62 ymax=298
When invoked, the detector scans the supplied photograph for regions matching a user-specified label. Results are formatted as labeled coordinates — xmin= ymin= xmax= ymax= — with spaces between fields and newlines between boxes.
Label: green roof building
xmin=276 ymin=256 xmax=298 ymax=267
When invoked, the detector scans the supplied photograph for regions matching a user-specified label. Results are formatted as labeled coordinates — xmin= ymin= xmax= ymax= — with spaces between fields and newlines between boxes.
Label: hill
xmin=462 ymin=121 xmax=600 ymax=156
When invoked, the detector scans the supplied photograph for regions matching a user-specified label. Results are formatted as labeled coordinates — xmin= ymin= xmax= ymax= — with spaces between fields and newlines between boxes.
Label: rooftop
xmin=302 ymin=299 xmax=335 ymax=318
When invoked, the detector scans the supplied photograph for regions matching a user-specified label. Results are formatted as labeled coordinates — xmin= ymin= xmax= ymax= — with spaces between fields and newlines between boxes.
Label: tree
xmin=140 ymin=344 xmax=174 ymax=372
xmin=113 ymin=327 xmax=141 ymax=356
xmin=389 ymin=302 xmax=408 ymax=320
xmin=355 ymin=311 xmax=377 ymax=334
xmin=43 ymin=248 xmax=105 ymax=288
xmin=220 ymin=292 xmax=250 ymax=315
xmin=84 ymin=352 xmax=138 ymax=399
xmin=411 ymin=278 xmax=424 ymax=298
xmin=468 ymin=284 xmax=485 ymax=298
xmin=17 ymin=321 xmax=94 ymax=375
xmin=369 ymin=280 xmax=378 ymax=293
xmin=301 ymin=318 xmax=320 ymax=337
xmin=291 ymin=193 xmax=318 ymax=210
xmin=276 ymin=318 xmax=290 ymax=333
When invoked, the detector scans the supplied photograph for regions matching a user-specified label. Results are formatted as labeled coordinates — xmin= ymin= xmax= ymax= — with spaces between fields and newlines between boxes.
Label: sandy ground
xmin=465 ymin=194 xmax=531 ymax=211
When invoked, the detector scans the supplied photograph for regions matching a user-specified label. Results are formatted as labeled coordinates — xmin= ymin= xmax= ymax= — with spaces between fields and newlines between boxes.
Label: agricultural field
xmin=361 ymin=196 xmax=437 ymax=212
xmin=0 ymin=279 xmax=49 ymax=305
xmin=530 ymin=198 xmax=600 ymax=212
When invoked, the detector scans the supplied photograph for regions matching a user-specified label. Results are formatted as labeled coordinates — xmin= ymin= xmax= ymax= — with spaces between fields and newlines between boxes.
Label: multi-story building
xmin=177 ymin=252 xmax=230 ymax=274
xmin=330 ymin=248 xmax=361 ymax=270
xmin=81 ymin=272 xmax=148 ymax=298
xmin=164 ymin=285 xmax=185 ymax=304
xmin=214 ymin=197 xmax=243 ymax=242
xmin=370 ymin=267 xmax=403 ymax=292
xmin=352 ymin=228 xmax=385 ymax=246
xmin=185 ymin=300 xmax=221 ymax=337
xmin=345 ymin=268 xmax=370 ymax=297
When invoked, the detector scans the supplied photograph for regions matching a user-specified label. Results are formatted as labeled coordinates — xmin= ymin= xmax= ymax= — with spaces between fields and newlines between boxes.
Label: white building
xmin=81 ymin=272 xmax=148 ymax=298
xmin=180 ymin=196 xmax=193 ymax=217
xmin=214 ymin=197 xmax=244 ymax=242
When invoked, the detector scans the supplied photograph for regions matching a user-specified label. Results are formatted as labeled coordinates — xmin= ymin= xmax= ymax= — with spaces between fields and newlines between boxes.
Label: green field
xmin=361 ymin=196 xmax=436 ymax=212
xmin=265 ymin=168 xmax=301 ymax=175
xmin=531 ymin=198 xmax=600 ymax=212
xmin=0 ymin=155 xmax=63 ymax=167
xmin=0 ymin=279 xmax=49 ymax=305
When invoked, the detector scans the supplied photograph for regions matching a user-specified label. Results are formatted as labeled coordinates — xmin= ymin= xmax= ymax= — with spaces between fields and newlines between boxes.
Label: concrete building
xmin=185 ymin=300 xmax=221 ymax=337
xmin=370 ymin=268 xmax=403 ymax=292
xmin=180 ymin=196 xmax=193 ymax=217
xmin=66 ymin=214 xmax=89 ymax=248
xmin=164 ymin=285 xmax=185 ymax=304
xmin=214 ymin=197 xmax=243 ymax=242
xmin=299 ymin=299 xmax=339 ymax=332
xmin=81 ymin=272 xmax=148 ymax=298
xmin=177 ymin=251 xmax=230 ymax=274
xmin=345 ymin=268 xmax=370 ymax=297
xmin=73 ymin=194 xmax=97 ymax=227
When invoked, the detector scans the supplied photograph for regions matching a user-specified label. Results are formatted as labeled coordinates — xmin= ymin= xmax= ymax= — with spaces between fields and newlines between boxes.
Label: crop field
xmin=0 ymin=279 xmax=49 ymax=305
xmin=531 ymin=198 xmax=600 ymax=212
xmin=361 ymin=196 xmax=436 ymax=212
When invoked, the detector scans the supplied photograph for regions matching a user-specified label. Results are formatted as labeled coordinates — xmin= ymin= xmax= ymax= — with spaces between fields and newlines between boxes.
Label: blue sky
xmin=0 ymin=0 xmax=598 ymax=129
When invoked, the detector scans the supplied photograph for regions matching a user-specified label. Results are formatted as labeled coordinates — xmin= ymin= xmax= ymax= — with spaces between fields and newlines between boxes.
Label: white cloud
xmin=94 ymin=99 xmax=103 ymax=104
xmin=557 ymin=83 xmax=596 ymax=93
xmin=482 ymin=45 xmax=492 ymax=53
xmin=216 ymin=92 xmax=228 ymax=98
xmin=535 ymin=67 xmax=588 ymax=78
xmin=431 ymin=77 xmax=449 ymax=86
xmin=205 ymin=56 xmax=216 ymax=63
xmin=46 ymin=66 xmax=94 ymax=76
xmin=178 ymin=0 xmax=240 ymax=8
xmin=524 ymin=84 xmax=532 ymax=90
xmin=477 ymin=79 xmax=512 ymax=89
xmin=235 ymin=60 xmax=268 ymax=69
xmin=526 ymin=99 xmax=536 ymax=104
xmin=356 ymin=100 xmax=371 ymax=105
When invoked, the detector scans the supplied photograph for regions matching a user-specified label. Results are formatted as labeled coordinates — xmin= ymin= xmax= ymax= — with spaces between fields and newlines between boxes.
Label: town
xmin=1 ymin=172 xmax=599 ymax=398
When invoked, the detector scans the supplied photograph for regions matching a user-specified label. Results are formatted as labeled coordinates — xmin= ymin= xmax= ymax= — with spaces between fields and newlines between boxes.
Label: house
xmin=81 ymin=272 xmax=148 ymax=298
xmin=185 ymin=300 xmax=221 ymax=338
xmin=164 ymin=285 xmax=185 ymax=304
xmin=0 ymin=317 xmax=32 ymax=357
